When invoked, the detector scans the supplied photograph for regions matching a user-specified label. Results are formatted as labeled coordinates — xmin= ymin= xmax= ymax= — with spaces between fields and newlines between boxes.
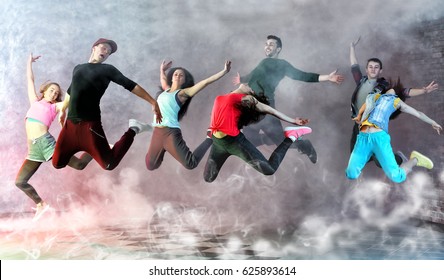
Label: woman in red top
xmin=204 ymin=83 xmax=312 ymax=182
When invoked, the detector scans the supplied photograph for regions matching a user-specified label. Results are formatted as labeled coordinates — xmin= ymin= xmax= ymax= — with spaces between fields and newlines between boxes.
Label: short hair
xmin=366 ymin=58 xmax=383 ymax=69
xmin=267 ymin=35 xmax=282 ymax=49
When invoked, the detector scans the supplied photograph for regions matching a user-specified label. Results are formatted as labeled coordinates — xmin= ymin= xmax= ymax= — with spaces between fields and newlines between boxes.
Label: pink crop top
xmin=25 ymin=99 xmax=57 ymax=128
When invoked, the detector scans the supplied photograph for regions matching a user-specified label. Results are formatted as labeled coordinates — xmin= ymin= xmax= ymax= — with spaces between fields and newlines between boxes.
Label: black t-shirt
xmin=67 ymin=63 xmax=137 ymax=121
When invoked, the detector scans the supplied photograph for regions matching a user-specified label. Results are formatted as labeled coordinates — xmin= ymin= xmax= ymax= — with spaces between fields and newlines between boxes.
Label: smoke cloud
xmin=0 ymin=0 xmax=443 ymax=258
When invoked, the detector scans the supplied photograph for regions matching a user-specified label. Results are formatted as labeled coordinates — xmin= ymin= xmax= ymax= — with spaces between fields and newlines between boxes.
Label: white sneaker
xmin=32 ymin=202 xmax=50 ymax=222
xmin=129 ymin=119 xmax=152 ymax=134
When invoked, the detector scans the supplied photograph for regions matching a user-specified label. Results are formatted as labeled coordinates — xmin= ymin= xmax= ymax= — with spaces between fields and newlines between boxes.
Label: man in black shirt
xmin=52 ymin=38 xmax=162 ymax=170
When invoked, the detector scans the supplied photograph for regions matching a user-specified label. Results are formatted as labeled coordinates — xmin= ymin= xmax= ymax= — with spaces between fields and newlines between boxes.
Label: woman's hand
xmin=224 ymin=60 xmax=231 ymax=73
xmin=432 ymin=122 xmax=442 ymax=135
xmin=160 ymin=60 xmax=172 ymax=72
xmin=294 ymin=118 xmax=309 ymax=125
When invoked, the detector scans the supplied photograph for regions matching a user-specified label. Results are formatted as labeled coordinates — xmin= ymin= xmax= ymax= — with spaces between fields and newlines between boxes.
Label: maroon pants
xmin=52 ymin=120 xmax=135 ymax=170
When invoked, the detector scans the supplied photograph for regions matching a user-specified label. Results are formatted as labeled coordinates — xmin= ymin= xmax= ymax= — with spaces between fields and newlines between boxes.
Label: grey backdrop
xmin=1 ymin=0 xmax=443 ymax=254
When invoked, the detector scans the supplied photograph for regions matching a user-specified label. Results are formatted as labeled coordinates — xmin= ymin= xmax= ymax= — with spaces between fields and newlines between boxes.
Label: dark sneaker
xmin=293 ymin=139 xmax=317 ymax=164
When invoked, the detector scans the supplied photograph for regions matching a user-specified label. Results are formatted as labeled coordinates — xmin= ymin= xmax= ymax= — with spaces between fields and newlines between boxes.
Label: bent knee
xmin=345 ymin=168 xmax=360 ymax=180
xmin=146 ymin=163 xmax=158 ymax=171
xmin=15 ymin=180 xmax=25 ymax=188
xmin=105 ymin=163 xmax=116 ymax=171
xmin=204 ymin=176 xmax=215 ymax=183
xmin=387 ymin=170 xmax=406 ymax=183
xmin=183 ymin=163 xmax=198 ymax=170
xmin=262 ymin=170 xmax=276 ymax=176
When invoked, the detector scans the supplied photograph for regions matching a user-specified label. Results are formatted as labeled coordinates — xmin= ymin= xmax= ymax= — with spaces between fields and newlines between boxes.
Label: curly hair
xmin=235 ymin=92 xmax=270 ymax=129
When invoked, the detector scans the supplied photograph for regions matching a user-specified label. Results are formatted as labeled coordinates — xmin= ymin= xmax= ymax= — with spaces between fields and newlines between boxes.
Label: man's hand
xmin=58 ymin=109 xmax=66 ymax=127
xmin=153 ymin=102 xmax=163 ymax=124
xmin=232 ymin=72 xmax=241 ymax=85
xmin=350 ymin=36 xmax=361 ymax=48
xmin=328 ymin=69 xmax=345 ymax=85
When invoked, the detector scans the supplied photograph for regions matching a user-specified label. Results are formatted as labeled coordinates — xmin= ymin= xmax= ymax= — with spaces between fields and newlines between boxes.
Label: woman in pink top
xmin=15 ymin=54 xmax=92 ymax=221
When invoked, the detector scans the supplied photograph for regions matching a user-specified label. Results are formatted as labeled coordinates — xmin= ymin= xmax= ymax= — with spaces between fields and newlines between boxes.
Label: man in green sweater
xmin=233 ymin=35 xmax=344 ymax=163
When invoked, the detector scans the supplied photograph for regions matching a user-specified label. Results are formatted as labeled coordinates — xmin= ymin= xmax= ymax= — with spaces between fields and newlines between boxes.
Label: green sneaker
xmin=410 ymin=151 xmax=433 ymax=169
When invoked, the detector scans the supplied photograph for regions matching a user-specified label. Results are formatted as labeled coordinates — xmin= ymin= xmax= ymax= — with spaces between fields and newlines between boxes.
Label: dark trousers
xmin=243 ymin=114 xmax=311 ymax=151
xmin=16 ymin=154 xmax=91 ymax=204
xmin=146 ymin=127 xmax=212 ymax=170
xmin=53 ymin=119 xmax=135 ymax=170
xmin=203 ymin=132 xmax=293 ymax=182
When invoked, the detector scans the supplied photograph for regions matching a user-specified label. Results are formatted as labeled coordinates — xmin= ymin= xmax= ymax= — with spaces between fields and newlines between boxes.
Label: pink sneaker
xmin=284 ymin=126 xmax=312 ymax=141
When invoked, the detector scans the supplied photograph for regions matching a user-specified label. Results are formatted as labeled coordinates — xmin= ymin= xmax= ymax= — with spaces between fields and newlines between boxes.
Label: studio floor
xmin=1 ymin=209 xmax=443 ymax=260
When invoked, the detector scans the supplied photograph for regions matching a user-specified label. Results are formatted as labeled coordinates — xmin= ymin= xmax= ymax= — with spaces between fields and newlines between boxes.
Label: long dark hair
xmin=235 ymin=92 xmax=269 ymax=129
xmin=157 ymin=67 xmax=195 ymax=121
xmin=384 ymin=77 xmax=406 ymax=120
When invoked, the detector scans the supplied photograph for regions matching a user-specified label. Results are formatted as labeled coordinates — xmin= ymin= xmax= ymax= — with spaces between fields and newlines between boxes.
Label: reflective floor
xmin=1 ymin=209 xmax=443 ymax=260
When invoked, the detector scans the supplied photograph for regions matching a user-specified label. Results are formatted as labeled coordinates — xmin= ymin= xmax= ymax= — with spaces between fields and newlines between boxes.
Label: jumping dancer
xmin=143 ymin=60 xmax=231 ymax=170
xmin=233 ymin=35 xmax=344 ymax=163
xmin=346 ymin=78 xmax=442 ymax=183
xmin=349 ymin=36 xmax=438 ymax=166
xmin=52 ymin=38 xmax=161 ymax=171
xmin=203 ymin=83 xmax=312 ymax=183
xmin=16 ymin=54 xmax=93 ymax=221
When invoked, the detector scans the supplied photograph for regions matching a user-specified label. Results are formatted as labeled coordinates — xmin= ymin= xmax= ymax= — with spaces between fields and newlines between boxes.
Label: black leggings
xmin=203 ymin=133 xmax=293 ymax=183
xmin=15 ymin=154 xmax=91 ymax=204
xmin=243 ymin=114 xmax=313 ymax=153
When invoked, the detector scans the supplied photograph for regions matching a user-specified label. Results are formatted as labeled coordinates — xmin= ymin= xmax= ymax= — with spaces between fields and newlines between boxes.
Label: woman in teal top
xmin=142 ymin=60 xmax=231 ymax=170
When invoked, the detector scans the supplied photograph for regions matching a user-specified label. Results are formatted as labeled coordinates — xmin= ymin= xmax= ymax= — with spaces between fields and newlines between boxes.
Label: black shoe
xmin=292 ymin=139 xmax=317 ymax=164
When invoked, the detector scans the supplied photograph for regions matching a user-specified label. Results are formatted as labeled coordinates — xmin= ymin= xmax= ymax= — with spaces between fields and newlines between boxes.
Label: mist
xmin=1 ymin=0 xmax=443 ymax=258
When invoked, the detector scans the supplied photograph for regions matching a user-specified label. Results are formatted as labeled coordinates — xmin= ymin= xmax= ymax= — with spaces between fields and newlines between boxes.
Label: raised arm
xmin=131 ymin=85 xmax=163 ymax=124
xmin=27 ymin=53 xmax=41 ymax=105
xmin=399 ymin=101 xmax=442 ymax=134
xmin=248 ymin=95 xmax=309 ymax=126
xmin=350 ymin=36 xmax=360 ymax=66
xmin=160 ymin=60 xmax=172 ymax=90
xmin=407 ymin=81 xmax=439 ymax=97
xmin=318 ymin=69 xmax=345 ymax=84
xmin=181 ymin=60 xmax=231 ymax=98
